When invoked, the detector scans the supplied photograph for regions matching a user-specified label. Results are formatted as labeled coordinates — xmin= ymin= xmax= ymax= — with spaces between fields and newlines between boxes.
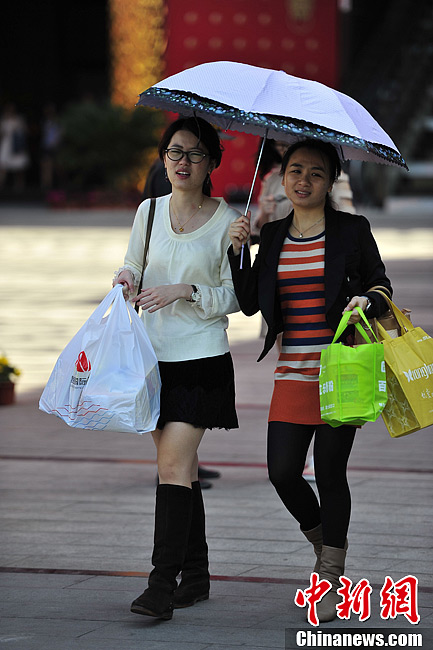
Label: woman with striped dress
xmin=228 ymin=139 xmax=391 ymax=622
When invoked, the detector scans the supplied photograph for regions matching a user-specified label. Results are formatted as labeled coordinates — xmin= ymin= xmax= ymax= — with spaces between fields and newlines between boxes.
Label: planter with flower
xmin=0 ymin=355 xmax=21 ymax=405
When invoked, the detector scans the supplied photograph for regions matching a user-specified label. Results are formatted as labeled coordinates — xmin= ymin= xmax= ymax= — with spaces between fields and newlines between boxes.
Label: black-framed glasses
xmin=165 ymin=148 xmax=208 ymax=164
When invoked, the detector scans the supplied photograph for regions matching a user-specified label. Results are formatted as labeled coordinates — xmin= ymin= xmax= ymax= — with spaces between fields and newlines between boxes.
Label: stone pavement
xmin=0 ymin=201 xmax=432 ymax=649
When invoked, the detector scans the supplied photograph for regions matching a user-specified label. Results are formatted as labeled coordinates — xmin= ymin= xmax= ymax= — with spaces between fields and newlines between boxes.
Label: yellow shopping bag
xmin=377 ymin=300 xmax=433 ymax=437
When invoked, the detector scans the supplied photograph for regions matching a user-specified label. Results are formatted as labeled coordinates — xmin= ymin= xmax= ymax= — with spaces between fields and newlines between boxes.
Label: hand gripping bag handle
xmin=332 ymin=307 xmax=379 ymax=345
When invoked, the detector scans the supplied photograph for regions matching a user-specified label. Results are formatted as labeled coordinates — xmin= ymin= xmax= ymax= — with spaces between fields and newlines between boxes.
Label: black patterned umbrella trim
xmin=138 ymin=87 xmax=408 ymax=170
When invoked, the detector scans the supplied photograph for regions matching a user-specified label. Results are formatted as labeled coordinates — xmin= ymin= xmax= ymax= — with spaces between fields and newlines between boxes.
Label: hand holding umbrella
xmin=228 ymin=211 xmax=251 ymax=256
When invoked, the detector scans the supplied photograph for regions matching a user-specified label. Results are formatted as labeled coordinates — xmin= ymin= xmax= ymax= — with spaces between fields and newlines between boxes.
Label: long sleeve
xmin=228 ymin=244 xmax=261 ymax=317
xmin=357 ymin=215 xmax=392 ymax=317
xmin=193 ymin=247 xmax=240 ymax=320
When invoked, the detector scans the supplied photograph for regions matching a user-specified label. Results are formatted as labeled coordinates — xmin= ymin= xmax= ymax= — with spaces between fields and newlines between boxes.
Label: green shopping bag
xmin=319 ymin=307 xmax=387 ymax=427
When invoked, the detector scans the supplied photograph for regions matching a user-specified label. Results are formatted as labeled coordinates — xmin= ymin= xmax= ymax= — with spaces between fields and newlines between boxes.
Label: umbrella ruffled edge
xmin=137 ymin=87 xmax=408 ymax=171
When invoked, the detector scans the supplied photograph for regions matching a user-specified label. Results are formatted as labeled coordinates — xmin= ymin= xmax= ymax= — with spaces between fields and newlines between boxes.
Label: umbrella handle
xmin=240 ymin=130 xmax=268 ymax=270
xmin=240 ymin=244 xmax=245 ymax=268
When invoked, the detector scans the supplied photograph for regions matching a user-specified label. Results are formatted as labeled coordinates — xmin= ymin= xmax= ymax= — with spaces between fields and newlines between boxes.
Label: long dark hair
xmin=281 ymin=139 xmax=341 ymax=208
xmin=158 ymin=116 xmax=223 ymax=196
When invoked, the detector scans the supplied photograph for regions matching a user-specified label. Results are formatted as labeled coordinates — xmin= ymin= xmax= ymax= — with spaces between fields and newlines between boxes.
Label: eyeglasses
xmin=165 ymin=148 xmax=208 ymax=164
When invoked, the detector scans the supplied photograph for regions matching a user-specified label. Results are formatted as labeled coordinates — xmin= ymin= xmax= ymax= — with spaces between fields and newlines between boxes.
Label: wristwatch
xmin=187 ymin=284 xmax=200 ymax=302
xmin=361 ymin=296 xmax=371 ymax=312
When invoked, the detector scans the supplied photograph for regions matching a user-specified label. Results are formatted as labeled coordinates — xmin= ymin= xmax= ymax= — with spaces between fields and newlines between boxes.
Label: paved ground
xmin=0 ymin=199 xmax=432 ymax=649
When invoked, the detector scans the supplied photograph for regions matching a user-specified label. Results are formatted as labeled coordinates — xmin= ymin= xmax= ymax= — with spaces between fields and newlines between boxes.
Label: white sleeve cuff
xmin=113 ymin=265 xmax=141 ymax=289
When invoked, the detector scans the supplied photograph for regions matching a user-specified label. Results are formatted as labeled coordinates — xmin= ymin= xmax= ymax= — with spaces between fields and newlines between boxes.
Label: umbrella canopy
xmin=138 ymin=60 xmax=407 ymax=170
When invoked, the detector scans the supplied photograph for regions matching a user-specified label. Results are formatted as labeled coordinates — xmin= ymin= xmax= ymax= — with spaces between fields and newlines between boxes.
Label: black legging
xmin=267 ymin=421 xmax=356 ymax=549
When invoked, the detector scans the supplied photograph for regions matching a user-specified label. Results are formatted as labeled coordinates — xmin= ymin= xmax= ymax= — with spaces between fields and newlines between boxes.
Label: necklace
xmin=291 ymin=215 xmax=325 ymax=238
xmin=171 ymin=199 xmax=203 ymax=232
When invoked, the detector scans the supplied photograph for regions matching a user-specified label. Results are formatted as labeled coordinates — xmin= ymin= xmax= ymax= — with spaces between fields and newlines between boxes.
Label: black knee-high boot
xmin=173 ymin=480 xmax=210 ymax=608
xmin=130 ymin=484 xmax=193 ymax=620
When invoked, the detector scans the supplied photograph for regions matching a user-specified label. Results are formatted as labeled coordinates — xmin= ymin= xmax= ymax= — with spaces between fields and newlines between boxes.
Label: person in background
xmin=228 ymin=138 xmax=391 ymax=623
xmin=142 ymin=157 xmax=172 ymax=199
xmin=113 ymin=116 xmax=240 ymax=620
xmin=40 ymin=103 xmax=62 ymax=190
xmin=252 ymin=139 xmax=291 ymax=238
xmin=0 ymin=104 xmax=30 ymax=191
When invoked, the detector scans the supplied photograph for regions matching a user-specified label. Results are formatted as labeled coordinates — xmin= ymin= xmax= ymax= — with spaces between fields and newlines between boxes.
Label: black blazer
xmin=228 ymin=207 xmax=392 ymax=361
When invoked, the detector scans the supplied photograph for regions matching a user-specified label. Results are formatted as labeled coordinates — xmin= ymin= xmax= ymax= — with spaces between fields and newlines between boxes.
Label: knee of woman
xmin=315 ymin=470 xmax=348 ymax=493
xmin=158 ymin=459 xmax=186 ymax=484
xmin=268 ymin=465 xmax=296 ymax=491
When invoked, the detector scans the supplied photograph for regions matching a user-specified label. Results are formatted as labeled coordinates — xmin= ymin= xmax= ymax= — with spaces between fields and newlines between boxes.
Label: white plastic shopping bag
xmin=39 ymin=284 xmax=160 ymax=434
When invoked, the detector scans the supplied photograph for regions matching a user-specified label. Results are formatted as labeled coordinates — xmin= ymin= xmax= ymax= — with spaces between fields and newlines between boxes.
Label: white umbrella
xmin=138 ymin=60 xmax=407 ymax=170
xmin=138 ymin=61 xmax=407 ymax=265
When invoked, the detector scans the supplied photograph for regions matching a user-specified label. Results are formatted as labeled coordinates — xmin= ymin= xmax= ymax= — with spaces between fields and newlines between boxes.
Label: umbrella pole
xmin=240 ymin=130 xmax=268 ymax=269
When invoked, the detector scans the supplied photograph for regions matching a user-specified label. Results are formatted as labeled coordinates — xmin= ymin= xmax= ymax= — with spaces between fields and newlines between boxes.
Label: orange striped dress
xmin=268 ymin=232 xmax=334 ymax=425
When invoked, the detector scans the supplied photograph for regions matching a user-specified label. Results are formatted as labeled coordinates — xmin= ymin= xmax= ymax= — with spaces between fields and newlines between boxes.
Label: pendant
xmin=179 ymin=227 xmax=184 ymax=232
xmin=299 ymin=233 xmax=303 ymax=238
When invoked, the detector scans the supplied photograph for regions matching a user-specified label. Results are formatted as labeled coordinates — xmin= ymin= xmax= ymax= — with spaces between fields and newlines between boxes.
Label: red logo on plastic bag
xmin=75 ymin=351 xmax=91 ymax=372
xmin=71 ymin=351 xmax=92 ymax=389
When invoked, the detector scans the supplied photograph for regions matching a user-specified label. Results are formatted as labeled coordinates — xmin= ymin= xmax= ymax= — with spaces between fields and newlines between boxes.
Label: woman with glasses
xmin=113 ymin=116 xmax=240 ymax=620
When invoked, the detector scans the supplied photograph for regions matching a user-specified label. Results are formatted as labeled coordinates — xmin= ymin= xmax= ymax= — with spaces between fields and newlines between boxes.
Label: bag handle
xmin=377 ymin=321 xmax=393 ymax=341
xmin=135 ymin=198 xmax=156 ymax=313
xmin=367 ymin=285 xmax=392 ymax=299
xmin=368 ymin=288 xmax=413 ymax=335
xmin=332 ymin=307 xmax=379 ymax=344
xmin=87 ymin=284 xmax=127 ymax=325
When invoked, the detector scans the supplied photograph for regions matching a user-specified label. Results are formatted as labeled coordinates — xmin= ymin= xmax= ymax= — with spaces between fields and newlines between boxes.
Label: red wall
xmin=164 ymin=0 xmax=339 ymax=202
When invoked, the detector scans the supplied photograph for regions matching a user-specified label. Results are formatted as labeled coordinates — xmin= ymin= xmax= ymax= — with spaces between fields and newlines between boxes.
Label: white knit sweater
xmin=121 ymin=195 xmax=240 ymax=362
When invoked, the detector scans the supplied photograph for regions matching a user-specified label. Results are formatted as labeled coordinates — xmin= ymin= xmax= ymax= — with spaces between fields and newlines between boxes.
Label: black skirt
xmin=157 ymin=352 xmax=238 ymax=431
